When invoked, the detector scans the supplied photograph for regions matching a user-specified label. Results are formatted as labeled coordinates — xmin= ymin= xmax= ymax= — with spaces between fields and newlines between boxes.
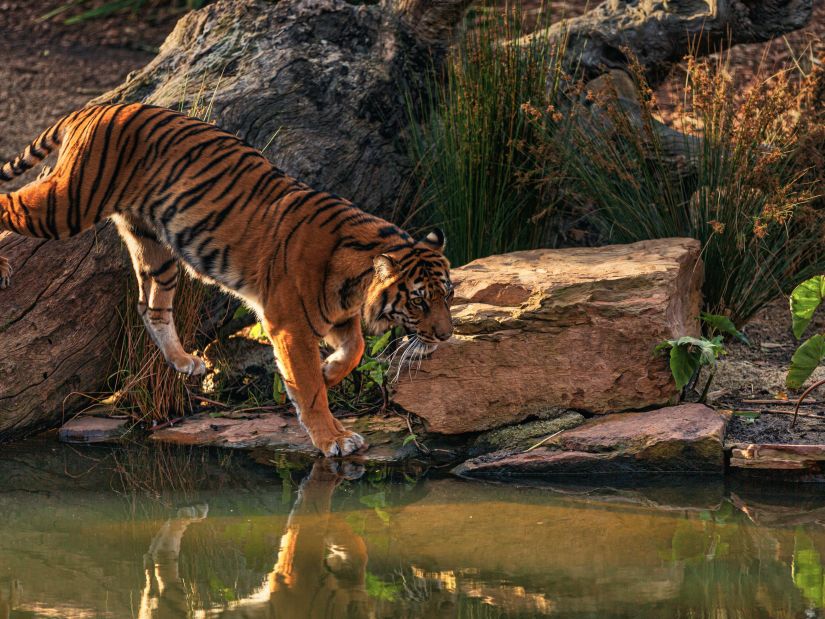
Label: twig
xmin=524 ymin=429 xmax=565 ymax=453
xmin=395 ymin=411 xmax=430 ymax=454
xmin=793 ymin=378 xmax=825 ymax=427
xmin=189 ymin=393 xmax=230 ymax=408
xmin=741 ymin=398 xmax=802 ymax=405
xmin=734 ymin=408 xmax=824 ymax=421
xmin=149 ymin=416 xmax=186 ymax=432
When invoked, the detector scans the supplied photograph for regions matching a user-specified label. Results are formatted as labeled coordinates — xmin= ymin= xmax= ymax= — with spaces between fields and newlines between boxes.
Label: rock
xmin=453 ymin=404 xmax=727 ymax=478
xmin=730 ymin=443 xmax=825 ymax=472
xmin=150 ymin=411 xmax=432 ymax=465
xmin=469 ymin=412 xmax=585 ymax=456
xmin=391 ymin=239 xmax=703 ymax=434
xmin=58 ymin=415 xmax=130 ymax=444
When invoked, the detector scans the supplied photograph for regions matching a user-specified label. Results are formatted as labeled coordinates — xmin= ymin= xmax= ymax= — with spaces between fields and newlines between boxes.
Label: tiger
xmin=0 ymin=102 xmax=454 ymax=457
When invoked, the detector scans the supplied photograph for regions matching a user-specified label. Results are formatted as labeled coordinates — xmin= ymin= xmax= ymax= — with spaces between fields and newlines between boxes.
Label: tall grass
xmin=405 ymin=4 xmax=568 ymax=266
xmin=533 ymin=53 xmax=824 ymax=325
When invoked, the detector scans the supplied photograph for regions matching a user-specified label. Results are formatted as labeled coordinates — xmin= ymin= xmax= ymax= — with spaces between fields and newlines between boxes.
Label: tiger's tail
xmin=0 ymin=115 xmax=71 ymax=184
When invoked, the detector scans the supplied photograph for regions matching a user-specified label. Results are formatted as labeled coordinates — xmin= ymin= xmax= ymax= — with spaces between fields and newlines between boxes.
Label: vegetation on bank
xmin=409 ymin=4 xmax=824 ymax=327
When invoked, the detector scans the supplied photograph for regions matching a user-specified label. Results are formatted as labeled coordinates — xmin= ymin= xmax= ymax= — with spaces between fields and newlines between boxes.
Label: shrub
xmin=405 ymin=3 xmax=568 ymax=266
xmin=539 ymin=53 xmax=824 ymax=325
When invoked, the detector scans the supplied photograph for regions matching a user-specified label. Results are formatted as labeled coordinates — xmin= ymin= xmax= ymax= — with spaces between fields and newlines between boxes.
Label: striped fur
xmin=0 ymin=103 xmax=453 ymax=456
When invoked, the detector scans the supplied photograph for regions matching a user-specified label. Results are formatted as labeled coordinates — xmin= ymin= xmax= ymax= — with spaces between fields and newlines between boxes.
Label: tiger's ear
xmin=421 ymin=228 xmax=446 ymax=252
xmin=373 ymin=254 xmax=400 ymax=281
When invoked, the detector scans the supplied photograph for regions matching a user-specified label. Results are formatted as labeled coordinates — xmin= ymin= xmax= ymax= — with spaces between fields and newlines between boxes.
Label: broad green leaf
xmin=701 ymin=312 xmax=751 ymax=345
xmin=402 ymin=433 xmax=417 ymax=446
xmin=786 ymin=334 xmax=825 ymax=390
xmin=370 ymin=330 xmax=393 ymax=356
xmin=790 ymin=276 xmax=825 ymax=339
xmin=669 ymin=344 xmax=700 ymax=390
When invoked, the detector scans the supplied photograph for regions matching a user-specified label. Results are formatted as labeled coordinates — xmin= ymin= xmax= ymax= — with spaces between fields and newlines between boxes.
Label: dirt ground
xmin=700 ymin=297 xmax=825 ymax=445
xmin=0 ymin=1 xmax=179 ymax=189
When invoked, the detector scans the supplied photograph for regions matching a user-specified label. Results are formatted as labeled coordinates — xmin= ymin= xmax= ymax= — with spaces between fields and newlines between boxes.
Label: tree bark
xmin=544 ymin=0 xmax=814 ymax=87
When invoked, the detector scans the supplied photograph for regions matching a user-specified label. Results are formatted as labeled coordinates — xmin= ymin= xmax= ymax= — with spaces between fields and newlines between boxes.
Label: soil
xmin=0 ymin=1 xmax=180 ymax=190
xmin=700 ymin=297 xmax=825 ymax=446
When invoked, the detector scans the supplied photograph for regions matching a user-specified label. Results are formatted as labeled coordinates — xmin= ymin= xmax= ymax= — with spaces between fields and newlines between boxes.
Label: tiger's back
xmin=0 ymin=102 xmax=454 ymax=457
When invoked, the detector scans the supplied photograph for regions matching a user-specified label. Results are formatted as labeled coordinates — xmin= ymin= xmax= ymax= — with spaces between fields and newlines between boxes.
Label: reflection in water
xmin=1 ymin=441 xmax=825 ymax=618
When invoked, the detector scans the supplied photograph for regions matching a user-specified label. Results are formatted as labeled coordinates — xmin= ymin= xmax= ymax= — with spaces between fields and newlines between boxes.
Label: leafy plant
xmin=787 ymin=275 xmax=825 ymax=391
xmin=655 ymin=336 xmax=725 ymax=392
xmin=784 ymin=274 xmax=825 ymax=425
xmin=404 ymin=2 xmax=568 ymax=266
xmin=655 ymin=312 xmax=743 ymax=401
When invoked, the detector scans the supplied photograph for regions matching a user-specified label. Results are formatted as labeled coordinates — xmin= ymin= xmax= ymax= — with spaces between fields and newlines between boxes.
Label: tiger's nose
xmin=434 ymin=326 xmax=453 ymax=341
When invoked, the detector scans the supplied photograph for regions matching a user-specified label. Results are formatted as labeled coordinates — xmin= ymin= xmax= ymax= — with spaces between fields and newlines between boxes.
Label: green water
xmin=0 ymin=439 xmax=824 ymax=618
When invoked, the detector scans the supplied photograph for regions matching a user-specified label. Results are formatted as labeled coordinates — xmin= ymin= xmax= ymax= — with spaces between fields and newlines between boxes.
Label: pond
xmin=0 ymin=437 xmax=823 ymax=618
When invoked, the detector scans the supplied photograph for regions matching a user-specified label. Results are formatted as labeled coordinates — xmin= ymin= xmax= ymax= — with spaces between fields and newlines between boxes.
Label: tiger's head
xmin=364 ymin=229 xmax=453 ymax=354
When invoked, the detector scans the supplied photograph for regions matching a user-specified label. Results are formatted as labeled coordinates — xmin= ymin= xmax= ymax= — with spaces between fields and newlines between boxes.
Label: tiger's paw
xmin=316 ymin=431 xmax=367 ymax=457
xmin=169 ymin=353 xmax=206 ymax=376
xmin=0 ymin=256 xmax=12 ymax=289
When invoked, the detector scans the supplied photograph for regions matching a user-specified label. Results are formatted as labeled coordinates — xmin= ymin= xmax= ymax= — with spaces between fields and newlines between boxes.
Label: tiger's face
xmin=365 ymin=229 xmax=453 ymax=354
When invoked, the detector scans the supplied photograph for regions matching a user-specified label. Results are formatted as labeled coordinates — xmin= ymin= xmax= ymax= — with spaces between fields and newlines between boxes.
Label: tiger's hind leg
xmin=114 ymin=215 xmax=206 ymax=376
xmin=322 ymin=317 xmax=365 ymax=388
xmin=0 ymin=256 xmax=11 ymax=289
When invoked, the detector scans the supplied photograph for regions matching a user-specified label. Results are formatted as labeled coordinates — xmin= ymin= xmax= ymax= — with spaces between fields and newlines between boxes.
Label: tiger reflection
xmin=0 ymin=580 xmax=21 ymax=619
xmin=138 ymin=460 xmax=371 ymax=619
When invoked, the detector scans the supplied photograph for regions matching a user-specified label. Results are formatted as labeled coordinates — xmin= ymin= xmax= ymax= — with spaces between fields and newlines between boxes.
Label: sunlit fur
xmin=0 ymin=103 xmax=453 ymax=457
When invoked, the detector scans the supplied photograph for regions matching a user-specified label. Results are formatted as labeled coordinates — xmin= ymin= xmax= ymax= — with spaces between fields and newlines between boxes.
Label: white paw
xmin=171 ymin=354 xmax=206 ymax=376
xmin=322 ymin=431 xmax=367 ymax=457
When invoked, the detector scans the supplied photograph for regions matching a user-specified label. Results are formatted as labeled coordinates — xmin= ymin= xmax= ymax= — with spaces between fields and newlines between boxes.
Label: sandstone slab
xmin=392 ymin=239 xmax=703 ymax=434
xmin=730 ymin=444 xmax=825 ymax=472
xmin=453 ymin=404 xmax=727 ymax=478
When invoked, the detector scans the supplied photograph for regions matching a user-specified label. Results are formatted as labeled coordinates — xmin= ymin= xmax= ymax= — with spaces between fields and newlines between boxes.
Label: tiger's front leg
xmin=0 ymin=255 xmax=11 ymax=289
xmin=267 ymin=321 xmax=367 ymax=457
xmin=322 ymin=317 xmax=365 ymax=388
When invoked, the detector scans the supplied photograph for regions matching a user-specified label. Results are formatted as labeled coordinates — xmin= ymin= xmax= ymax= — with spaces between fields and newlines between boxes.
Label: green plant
xmin=787 ymin=275 xmax=825 ymax=392
xmin=538 ymin=53 xmax=824 ymax=325
xmin=655 ymin=312 xmax=746 ymax=401
xmin=405 ymin=3 xmax=568 ymax=266
xmin=784 ymin=275 xmax=825 ymax=424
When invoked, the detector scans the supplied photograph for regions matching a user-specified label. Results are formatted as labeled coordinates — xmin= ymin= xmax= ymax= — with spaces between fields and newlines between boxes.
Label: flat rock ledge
xmin=147 ymin=411 xmax=446 ymax=466
xmin=391 ymin=238 xmax=703 ymax=434
xmin=58 ymin=415 xmax=131 ymax=444
xmin=453 ymin=404 xmax=728 ymax=478
xmin=729 ymin=444 xmax=825 ymax=481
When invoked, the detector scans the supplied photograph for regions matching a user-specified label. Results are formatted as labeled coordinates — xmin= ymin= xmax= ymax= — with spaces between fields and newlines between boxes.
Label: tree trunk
xmin=544 ymin=0 xmax=814 ymax=87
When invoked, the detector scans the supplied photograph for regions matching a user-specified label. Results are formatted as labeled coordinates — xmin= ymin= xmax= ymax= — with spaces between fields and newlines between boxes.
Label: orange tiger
xmin=0 ymin=103 xmax=453 ymax=456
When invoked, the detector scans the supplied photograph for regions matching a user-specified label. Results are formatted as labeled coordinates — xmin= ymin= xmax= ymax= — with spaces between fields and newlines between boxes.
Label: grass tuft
xmin=405 ymin=2 xmax=569 ymax=266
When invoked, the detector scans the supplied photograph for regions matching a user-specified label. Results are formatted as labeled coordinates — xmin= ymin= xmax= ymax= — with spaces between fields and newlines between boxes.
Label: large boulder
xmin=453 ymin=404 xmax=728 ymax=478
xmin=391 ymin=238 xmax=703 ymax=434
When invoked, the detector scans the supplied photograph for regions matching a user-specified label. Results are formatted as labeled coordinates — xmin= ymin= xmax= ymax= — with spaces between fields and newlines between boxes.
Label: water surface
xmin=0 ymin=438 xmax=823 ymax=618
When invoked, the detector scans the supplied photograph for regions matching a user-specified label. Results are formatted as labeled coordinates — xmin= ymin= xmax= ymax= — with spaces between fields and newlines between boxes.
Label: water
xmin=0 ymin=439 xmax=824 ymax=618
